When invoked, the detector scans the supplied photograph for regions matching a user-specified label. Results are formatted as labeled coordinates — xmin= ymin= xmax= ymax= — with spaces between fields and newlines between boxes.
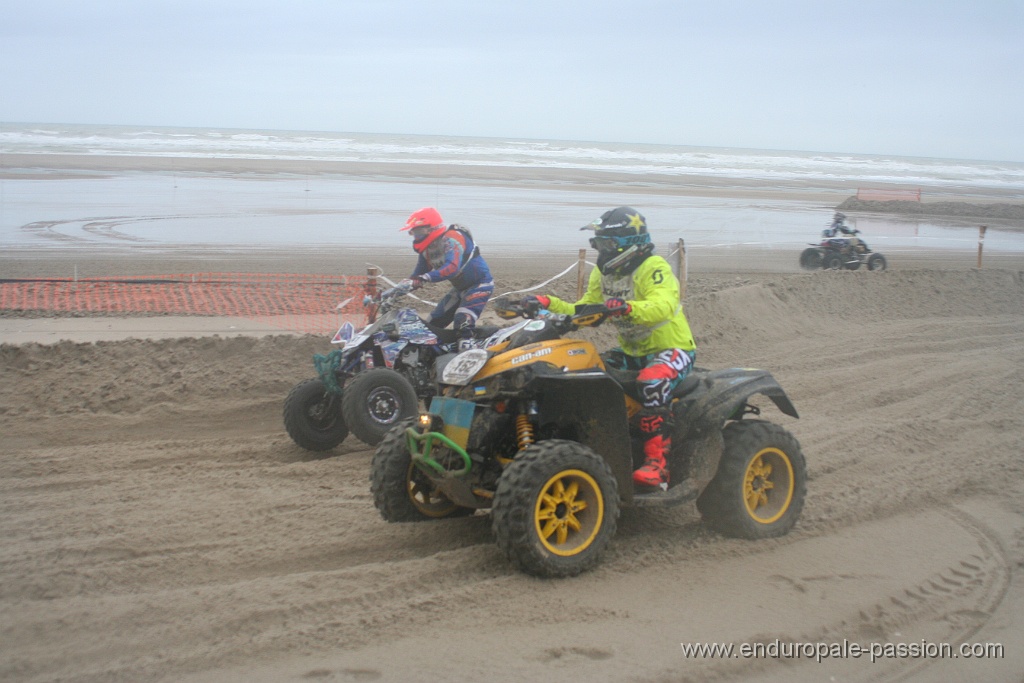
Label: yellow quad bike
xmin=369 ymin=300 xmax=806 ymax=578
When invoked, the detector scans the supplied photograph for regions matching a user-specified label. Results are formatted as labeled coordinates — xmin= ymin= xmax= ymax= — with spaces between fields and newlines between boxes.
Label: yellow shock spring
xmin=515 ymin=413 xmax=535 ymax=451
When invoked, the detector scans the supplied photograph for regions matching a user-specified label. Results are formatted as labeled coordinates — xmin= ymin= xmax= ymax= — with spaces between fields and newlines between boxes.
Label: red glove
xmin=604 ymin=297 xmax=632 ymax=317
xmin=521 ymin=294 xmax=550 ymax=310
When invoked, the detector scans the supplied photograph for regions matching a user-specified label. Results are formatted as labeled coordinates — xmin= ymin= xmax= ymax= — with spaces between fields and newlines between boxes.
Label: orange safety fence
xmin=856 ymin=188 xmax=921 ymax=202
xmin=0 ymin=273 xmax=375 ymax=335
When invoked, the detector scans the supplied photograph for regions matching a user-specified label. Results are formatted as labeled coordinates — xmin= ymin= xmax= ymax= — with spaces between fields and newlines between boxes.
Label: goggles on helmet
xmin=590 ymin=232 xmax=649 ymax=252
xmin=410 ymin=225 xmax=433 ymax=239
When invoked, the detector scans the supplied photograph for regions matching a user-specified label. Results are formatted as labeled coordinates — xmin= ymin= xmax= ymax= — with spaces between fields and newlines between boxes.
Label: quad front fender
xmin=530 ymin=372 xmax=634 ymax=505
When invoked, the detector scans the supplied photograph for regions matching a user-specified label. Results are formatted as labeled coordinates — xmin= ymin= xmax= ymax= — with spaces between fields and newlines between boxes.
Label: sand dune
xmin=2 ymin=265 xmax=1023 ymax=682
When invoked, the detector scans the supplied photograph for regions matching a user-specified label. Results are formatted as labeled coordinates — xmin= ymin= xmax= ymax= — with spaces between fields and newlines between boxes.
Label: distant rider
xmin=398 ymin=207 xmax=494 ymax=350
xmin=521 ymin=207 xmax=696 ymax=491
xmin=822 ymin=212 xmax=857 ymax=238
xmin=822 ymin=212 xmax=863 ymax=252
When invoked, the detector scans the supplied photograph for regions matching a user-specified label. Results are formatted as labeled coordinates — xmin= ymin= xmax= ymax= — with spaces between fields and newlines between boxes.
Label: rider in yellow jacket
xmin=524 ymin=207 xmax=696 ymax=490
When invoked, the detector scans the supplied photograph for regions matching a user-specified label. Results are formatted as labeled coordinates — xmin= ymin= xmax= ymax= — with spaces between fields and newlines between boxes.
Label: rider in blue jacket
xmin=399 ymin=207 xmax=494 ymax=348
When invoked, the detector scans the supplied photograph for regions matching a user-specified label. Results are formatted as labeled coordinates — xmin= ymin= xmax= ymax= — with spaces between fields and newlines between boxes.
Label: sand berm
xmin=2 ymin=264 xmax=1024 ymax=683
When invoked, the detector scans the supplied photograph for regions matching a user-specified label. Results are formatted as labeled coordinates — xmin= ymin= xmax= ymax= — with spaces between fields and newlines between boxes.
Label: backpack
xmin=448 ymin=224 xmax=482 ymax=261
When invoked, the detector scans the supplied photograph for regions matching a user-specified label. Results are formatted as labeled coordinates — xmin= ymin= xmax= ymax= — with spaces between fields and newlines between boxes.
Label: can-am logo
xmin=511 ymin=347 xmax=553 ymax=365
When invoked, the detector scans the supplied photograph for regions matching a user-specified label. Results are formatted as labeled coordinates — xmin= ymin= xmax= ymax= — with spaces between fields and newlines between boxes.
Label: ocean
xmin=2 ymin=122 xmax=1023 ymax=255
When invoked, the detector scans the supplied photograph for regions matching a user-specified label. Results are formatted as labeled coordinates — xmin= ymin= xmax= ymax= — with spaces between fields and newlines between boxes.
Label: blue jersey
xmin=412 ymin=226 xmax=492 ymax=291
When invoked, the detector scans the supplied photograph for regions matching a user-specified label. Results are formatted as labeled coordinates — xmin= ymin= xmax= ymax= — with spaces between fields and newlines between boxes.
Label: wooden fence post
xmin=977 ymin=225 xmax=987 ymax=269
xmin=677 ymin=238 xmax=687 ymax=302
xmin=577 ymin=248 xmax=587 ymax=300
xmin=365 ymin=266 xmax=381 ymax=322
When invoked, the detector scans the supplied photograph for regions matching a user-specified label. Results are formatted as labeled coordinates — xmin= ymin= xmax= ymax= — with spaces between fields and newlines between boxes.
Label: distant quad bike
xmin=370 ymin=299 xmax=807 ymax=578
xmin=283 ymin=283 xmax=499 ymax=451
xmin=800 ymin=229 xmax=887 ymax=271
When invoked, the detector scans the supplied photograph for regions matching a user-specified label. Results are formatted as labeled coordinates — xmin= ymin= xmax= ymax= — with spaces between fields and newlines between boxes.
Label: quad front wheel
xmin=868 ymin=253 xmax=887 ymax=271
xmin=697 ymin=421 xmax=806 ymax=539
xmin=283 ymin=378 xmax=348 ymax=451
xmin=492 ymin=440 xmax=619 ymax=578
xmin=342 ymin=368 xmax=419 ymax=446
xmin=370 ymin=419 xmax=473 ymax=521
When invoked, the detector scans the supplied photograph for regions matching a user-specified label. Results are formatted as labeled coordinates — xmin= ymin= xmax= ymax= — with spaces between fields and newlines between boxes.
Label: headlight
xmin=417 ymin=413 xmax=443 ymax=433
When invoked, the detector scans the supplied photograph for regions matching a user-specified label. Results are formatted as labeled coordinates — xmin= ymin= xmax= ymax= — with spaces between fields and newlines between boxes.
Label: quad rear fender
xmin=530 ymin=372 xmax=635 ymax=505
xmin=684 ymin=368 xmax=798 ymax=427
xmin=674 ymin=368 xmax=798 ymax=490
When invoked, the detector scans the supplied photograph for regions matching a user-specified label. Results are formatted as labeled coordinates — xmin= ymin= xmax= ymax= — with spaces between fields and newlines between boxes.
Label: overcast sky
xmin=2 ymin=0 xmax=1022 ymax=162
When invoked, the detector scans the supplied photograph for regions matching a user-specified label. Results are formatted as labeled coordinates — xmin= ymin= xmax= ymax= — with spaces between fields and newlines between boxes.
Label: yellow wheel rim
xmin=533 ymin=469 xmax=604 ymax=557
xmin=406 ymin=462 xmax=459 ymax=518
xmin=743 ymin=447 xmax=794 ymax=524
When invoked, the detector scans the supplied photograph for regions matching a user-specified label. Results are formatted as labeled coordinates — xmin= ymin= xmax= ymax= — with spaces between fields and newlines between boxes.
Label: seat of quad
xmin=605 ymin=366 xmax=702 ymax=404
xmin=428 ymin=323 xmax=501 ymax=345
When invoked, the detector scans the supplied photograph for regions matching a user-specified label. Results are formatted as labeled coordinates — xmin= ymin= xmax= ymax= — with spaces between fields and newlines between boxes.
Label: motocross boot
xmin=634 ymin=408 xmax=671 ymax=490
xmin=456 ymin=325 xmax=476 ymax=352
xmin=454 ymin=314 xmax=477 ymax=352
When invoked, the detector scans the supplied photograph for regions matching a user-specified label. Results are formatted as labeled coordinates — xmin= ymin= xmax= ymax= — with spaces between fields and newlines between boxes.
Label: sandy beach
xmin=2 ymin=155 xmax=1024 ymax=682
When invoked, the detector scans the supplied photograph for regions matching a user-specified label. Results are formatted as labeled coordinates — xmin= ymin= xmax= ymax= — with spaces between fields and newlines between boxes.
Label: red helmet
xmin=401 ymin=207 xmax=444 ymax=232
xmin=401 ymin=207 xmax=446 ymax=252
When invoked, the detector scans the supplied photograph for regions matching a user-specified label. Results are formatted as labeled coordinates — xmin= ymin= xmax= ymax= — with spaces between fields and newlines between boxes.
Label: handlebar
xmin=492 ymin=297 xmax=611 ymax=330
xmin=380 ymin=282 xmax=411 ymax=300
xmin=359 ymin=284 xmax=411 ymax=323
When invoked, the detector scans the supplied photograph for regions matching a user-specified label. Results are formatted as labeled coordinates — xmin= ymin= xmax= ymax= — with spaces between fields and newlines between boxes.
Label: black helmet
xmin=582 ymin=206 xmax=653 ymax=275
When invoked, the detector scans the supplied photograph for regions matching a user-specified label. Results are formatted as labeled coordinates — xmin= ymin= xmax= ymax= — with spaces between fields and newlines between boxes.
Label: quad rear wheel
xmin=697 ymin=421 xmax=806 ymax=539
xmin=822 ymin=252 xmax=844 ymax=270
xmin=492 ymin=440 xmax=619 ymax=578
xmin=799 ymin=248 xmax=822 ymax=270
xmin=283 ymin=378 xmax=348 ymax=451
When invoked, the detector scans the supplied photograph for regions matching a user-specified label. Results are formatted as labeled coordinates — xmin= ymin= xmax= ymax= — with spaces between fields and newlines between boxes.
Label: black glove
xmin=521 ymin=294 xmax=550 ymax=314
